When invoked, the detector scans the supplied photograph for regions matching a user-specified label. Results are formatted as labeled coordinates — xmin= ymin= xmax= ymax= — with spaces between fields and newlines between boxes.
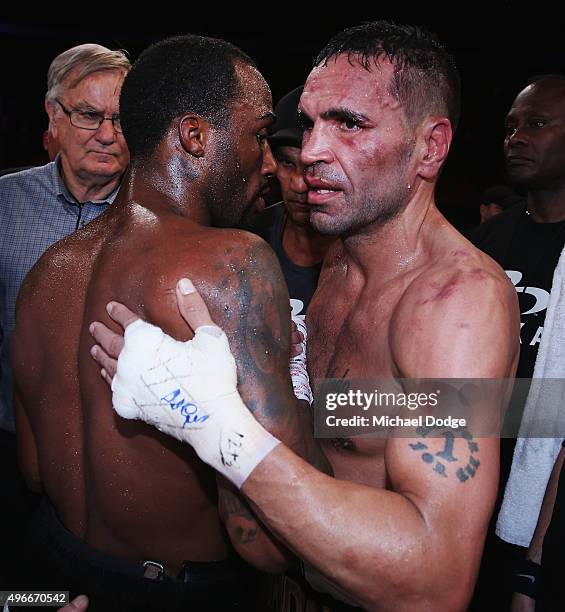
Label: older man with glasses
xmin=0 ymin=43 xmax=130 ymax=587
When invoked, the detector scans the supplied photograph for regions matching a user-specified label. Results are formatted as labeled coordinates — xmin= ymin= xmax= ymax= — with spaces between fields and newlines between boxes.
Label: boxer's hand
xmin=89 ymin=311 xmax=128 ymax=385
xmin=99 ymin=278 xmax=279 ymax=488
xmin=90 ymin=278 xmax=216 ymax=385
xmin=58 ymin=595 xmax=88 ymax=611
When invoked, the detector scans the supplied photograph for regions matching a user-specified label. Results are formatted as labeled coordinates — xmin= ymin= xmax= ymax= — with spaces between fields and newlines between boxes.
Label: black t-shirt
xmin=251 ymin=204 xmax=322 ymax=322
xmin=470 ymin=207 xmax=565 ymax=510
xmin=504 ymin=214 xmax=565 ymax=378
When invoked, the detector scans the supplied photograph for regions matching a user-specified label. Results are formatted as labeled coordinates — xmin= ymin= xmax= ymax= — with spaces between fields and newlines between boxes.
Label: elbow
xmin=353 ymin=561 xmax=473 ymax=611
xmin=359 ymin=588 xmax=470 ymax=612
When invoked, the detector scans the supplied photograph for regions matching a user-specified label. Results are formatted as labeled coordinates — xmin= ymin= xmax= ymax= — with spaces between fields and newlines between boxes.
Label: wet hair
xmin=120 ymin=34 xmax=256 ymax=161
xmin=314 ymin=21 xmax=461 ymax=131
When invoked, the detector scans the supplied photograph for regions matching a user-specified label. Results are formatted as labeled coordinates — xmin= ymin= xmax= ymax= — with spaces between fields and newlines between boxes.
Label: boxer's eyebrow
xmin=322 ymin=107 xmax=370 ymax=124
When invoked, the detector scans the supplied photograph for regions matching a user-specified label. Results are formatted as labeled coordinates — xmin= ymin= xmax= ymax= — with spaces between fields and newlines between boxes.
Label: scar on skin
xmin=469 ymin=268 xmax=488 ymax=279
xmin=418 ymin=276 xmax=460 ymax=305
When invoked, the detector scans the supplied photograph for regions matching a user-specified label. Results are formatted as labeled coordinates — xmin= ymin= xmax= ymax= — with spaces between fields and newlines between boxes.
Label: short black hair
xmin=120 ymin=34 xmax=256 ymax=161
xmin=314 ymin=21 xmax=461 ymax=132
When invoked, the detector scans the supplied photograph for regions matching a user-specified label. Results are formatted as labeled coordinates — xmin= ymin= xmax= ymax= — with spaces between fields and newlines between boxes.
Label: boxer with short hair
xmin=12 ymin=34 xmax=325 ymax=610
xmin=91 ymin=22 xmax=521 ymax=610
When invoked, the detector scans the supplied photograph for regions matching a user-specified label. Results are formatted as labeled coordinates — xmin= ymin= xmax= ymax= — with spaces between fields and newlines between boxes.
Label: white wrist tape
xmin=290 ymin=314 xmax=313 ymax=405
xmin=111 ymin=319 xmax=280 ymax=488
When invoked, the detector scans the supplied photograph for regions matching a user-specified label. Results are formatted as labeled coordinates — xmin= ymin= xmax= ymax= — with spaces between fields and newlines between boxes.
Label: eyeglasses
xmin=55 ymin=98 xmax=122 ymax=133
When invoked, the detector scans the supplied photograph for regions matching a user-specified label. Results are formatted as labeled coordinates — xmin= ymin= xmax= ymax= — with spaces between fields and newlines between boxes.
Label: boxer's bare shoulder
xmin=391 ymin=242 xmax=520 ymax=379
xmin=129 ymin=225 xmax=293 ymax=414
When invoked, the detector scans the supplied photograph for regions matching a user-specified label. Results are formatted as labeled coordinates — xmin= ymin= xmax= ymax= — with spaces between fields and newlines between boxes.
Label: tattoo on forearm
xmin=218 ymin=488 xmax=259 ymax=545
xmin=408 ymin=426 xmax=480 ymax=482
xmin=219 ymin=245 xmax=330 ymax=473
xmin=234 ymin=526 xmax=258 ymax=545
xmin=219 ymin=488 xmax=255 ymax=522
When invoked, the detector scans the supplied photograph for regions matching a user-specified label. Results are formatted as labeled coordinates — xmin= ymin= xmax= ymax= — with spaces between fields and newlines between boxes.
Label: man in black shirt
xmin=254 ymin=87 xmax=335 ymax=316
xmin=470 ymin=74 xmax=565 ymax=610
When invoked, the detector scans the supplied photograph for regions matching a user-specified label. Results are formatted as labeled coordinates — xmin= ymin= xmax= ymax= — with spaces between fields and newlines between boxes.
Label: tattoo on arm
xmin=219 ymin=243 xmax=330 ymax=474
xmin=218 ymin=487 xmax=258 ymax=545
xmin=408 ymin=426 xmax=480 ymax=482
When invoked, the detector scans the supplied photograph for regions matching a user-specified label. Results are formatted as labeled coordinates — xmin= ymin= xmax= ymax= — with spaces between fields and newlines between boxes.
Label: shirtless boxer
xmin=11 ymin=35 xmax=324 ymax=611
xmin=91 ymin=22 xmax=521 ymax=611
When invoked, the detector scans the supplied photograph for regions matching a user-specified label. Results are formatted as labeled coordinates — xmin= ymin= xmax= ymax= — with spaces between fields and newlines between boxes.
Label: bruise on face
xmin=300 ymin=55 xmax=405 ymax=128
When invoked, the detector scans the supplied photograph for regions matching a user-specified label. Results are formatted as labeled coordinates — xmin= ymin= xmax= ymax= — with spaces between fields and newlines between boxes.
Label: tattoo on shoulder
xmin=225 ymin=244 xmax=289 ymax=415
xmin=408 ymin=426 xmax=480 ymax=483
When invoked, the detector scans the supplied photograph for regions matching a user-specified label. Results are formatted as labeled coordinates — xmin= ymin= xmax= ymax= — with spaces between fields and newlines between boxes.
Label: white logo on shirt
xmin=506 ymin=270 xmax=550 ymax=315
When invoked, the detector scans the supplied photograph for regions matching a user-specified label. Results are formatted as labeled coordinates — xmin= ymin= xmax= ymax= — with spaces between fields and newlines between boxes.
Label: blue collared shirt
xmin=0 ymin=157 xmax=119 ymax=432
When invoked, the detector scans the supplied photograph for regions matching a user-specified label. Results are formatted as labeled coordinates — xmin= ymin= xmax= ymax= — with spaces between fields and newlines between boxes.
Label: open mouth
xmin=305 ymin=177 xmax=342 ymax=205
xmin=307 ymin=188 xmax=341 ymax=205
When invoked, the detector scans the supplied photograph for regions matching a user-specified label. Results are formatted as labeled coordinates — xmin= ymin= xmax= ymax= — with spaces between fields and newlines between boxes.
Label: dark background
xmin=2 ymin=7 xmax=565 ymax=228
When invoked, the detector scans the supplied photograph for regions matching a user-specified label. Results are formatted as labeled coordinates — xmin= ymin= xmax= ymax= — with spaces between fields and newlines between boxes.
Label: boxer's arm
xmin=170 ymin=244 xmax=327 ymax=570
xmin=234 ymin=272 xmax=519 ymax=610
xmin=217 ymin=476 xmax=293 ymax=573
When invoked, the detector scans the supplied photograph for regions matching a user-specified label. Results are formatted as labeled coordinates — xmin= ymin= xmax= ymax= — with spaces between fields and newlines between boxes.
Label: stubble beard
xmin=310 ymin=138 xmax=415 ymax=237
xmin=311 ymin=167 xmax=412 ymax=238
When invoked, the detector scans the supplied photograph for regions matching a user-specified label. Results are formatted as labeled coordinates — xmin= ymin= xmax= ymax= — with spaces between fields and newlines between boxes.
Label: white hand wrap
xmin=111 ymin=319 xmax=280 ymax=488
xmin=290 ymin=315 xmax=313 ymax=405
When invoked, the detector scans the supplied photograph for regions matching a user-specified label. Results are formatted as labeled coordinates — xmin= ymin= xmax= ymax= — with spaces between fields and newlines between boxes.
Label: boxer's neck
xmin=341 ymin=191 xmax=441 ymax=280
xmin=119 ymin=160 xmax=211 ymax=226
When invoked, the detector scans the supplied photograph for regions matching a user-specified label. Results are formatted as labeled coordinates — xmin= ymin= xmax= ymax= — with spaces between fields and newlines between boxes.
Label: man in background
xmin=255 ymin=86 xmax=335 ymax=315
xmin=470 ymin=74 xmax=565 ymax=610
xmin=0 ymin=42 xmax=130 ymax=586
xmin=478 ymin=183 xmax=523 ymax=224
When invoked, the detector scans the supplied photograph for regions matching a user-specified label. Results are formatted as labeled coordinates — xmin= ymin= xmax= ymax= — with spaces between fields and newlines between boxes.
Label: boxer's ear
xmin=179 ymin=115 xmax=210 ymax=158
xmin=417 ymin=117 xmax=452 ymax=180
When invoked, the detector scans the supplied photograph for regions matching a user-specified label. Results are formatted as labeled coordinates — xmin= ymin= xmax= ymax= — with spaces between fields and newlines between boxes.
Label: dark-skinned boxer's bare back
xmin=12 ymin=197 xmax=309 ymax=575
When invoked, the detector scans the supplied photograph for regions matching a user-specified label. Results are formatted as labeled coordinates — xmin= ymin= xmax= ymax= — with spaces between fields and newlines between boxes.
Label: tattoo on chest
xmin=409 ymin=426 xmax=480 ymax=482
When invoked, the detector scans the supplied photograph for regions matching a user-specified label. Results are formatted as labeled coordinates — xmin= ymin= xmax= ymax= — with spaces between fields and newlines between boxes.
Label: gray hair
xmin=46 ymin=43 xmax=131 ymax=103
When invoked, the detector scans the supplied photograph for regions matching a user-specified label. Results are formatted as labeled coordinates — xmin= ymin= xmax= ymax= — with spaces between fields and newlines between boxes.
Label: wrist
xmin=512 ymin=559 xmax=541 ymax=600
xmin=198 ymin=394 xmax=281 ymax=488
